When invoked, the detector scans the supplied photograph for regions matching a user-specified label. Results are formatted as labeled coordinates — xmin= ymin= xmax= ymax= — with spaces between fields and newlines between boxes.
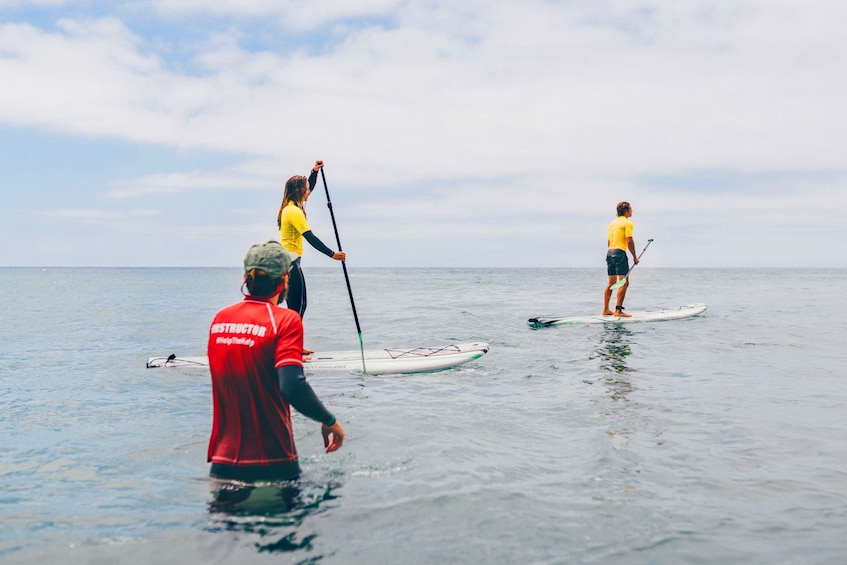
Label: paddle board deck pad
xmin=528 ymin=303 xmax=707 ymax=328
xmin=146 ymin=342 xmax=489 ymax=375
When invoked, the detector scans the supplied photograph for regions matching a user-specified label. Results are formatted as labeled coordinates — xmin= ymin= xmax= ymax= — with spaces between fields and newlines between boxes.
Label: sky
xmin=1 ymin=0 xmax=845 ymax=268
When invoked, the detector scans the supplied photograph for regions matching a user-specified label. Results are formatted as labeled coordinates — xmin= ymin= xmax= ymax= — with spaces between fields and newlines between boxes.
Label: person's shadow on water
xmin=206 ymin=477 xmax=341 ymax=555
xmin=589 ymin=325 xmax=635 ymax=401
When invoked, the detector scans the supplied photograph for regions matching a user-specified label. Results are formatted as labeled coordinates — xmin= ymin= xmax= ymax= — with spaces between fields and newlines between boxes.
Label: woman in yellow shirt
xmin=276 ymin=160 xmax=346 ymax=320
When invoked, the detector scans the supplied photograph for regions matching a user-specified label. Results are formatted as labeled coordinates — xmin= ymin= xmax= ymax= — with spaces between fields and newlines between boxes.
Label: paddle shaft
xmin=319 ymin=168 xmax=366 ymax=373
xmin=611 ymin=238 xmax=653 ymax=290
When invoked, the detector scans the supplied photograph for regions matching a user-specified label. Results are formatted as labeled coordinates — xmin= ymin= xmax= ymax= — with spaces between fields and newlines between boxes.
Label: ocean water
xmin=1 ymin=267 xmax=846 ymax=564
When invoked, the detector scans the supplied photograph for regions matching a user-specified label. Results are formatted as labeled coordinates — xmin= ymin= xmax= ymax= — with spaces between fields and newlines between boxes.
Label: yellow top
xmin=279 ymin=203 xmax=310 ymax=257
xmin=607 ymin=216 xmax=633 ymax=251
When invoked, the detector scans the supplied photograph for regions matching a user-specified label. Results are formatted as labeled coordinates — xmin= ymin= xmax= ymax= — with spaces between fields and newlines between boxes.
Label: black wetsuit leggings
xmin=287 ymin=258 xmax=307 ymax=319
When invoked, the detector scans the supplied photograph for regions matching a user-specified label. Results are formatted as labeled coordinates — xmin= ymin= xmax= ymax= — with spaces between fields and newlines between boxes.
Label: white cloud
xmin=149 ymin=0 xmax=398 ymax=27
xmin=39 ymin=207 xmax=161 ymax=219
xmin=106 ymin=168 xmax=277 ymax=197
xmin=1 ymin=1 xmax=845 ymax=266
xmin=0 ymin=18 xmax=192 ymax=140
xmin=2 ymin=2 xmax=845 ymax=178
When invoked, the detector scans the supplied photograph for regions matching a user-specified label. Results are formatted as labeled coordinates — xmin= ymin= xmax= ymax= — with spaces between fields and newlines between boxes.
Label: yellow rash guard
xmin=279 ymin=203 xmax=310 ymax=257
xmin=607 ymin=215 xmax=633 ymax=251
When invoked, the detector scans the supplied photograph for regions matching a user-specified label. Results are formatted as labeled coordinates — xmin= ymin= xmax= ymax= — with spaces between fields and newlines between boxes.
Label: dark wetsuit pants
xmin=286 ymin=258 xmax=307 ymax=319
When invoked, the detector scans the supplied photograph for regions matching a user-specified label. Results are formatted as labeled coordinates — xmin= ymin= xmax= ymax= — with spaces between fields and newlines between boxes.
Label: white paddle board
xmin=528 ymin=303 xmax=707 ymax=328
xmin=146 ymin=342 xmax=489 ymax=375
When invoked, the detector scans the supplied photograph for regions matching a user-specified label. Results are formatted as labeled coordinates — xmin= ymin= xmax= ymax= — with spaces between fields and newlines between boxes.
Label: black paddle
xmin=319 ymin=168 xmax=366 ymax=373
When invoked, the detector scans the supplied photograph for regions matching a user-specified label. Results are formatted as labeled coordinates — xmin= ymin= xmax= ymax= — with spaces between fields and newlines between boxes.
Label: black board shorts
xmin=606 ymin=249 xmax=629 ymax=276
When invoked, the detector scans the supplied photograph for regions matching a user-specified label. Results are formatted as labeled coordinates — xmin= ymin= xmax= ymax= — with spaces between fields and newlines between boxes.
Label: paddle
xmin=319 ymin=168 xmax=367 ymax=373
xmin=610 ymin=238 xmax=653 ymax=290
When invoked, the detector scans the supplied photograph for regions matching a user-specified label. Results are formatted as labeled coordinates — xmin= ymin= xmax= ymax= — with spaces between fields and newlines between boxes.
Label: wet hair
xmin=244 ymin=268 xmax=285 ymax=299
xmin=616 ymin=201 xmax=631 ymax=216
xmin=277 ymin=175 xmax=310 ymax=228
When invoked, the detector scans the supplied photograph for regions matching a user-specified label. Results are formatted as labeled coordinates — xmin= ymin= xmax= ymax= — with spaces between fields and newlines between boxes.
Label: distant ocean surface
xmin=2 ymin=267 xmax=846 ymax=564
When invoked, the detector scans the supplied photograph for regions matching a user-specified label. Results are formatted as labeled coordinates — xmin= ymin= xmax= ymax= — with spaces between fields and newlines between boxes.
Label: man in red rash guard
xmin=207 ymin=240 xmax=345 ymax=482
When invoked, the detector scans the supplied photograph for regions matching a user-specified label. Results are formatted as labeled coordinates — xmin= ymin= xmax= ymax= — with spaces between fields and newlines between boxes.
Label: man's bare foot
xmin=602 ymin=310 xmax=614 ymax=316
xmin=614 ymin=306 xmax=631 ymax=318
xmin=303 ymin=348 xmax=315 ymax=355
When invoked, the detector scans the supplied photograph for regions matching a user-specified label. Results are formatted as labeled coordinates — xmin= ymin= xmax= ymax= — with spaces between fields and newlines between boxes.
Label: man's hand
xmin=322 ymin=421 xmax=344 ymax=453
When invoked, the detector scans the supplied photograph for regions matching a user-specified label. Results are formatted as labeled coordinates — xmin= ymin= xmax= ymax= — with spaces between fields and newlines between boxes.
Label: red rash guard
xmin=206 ymin=297 xmax=304 ymax=467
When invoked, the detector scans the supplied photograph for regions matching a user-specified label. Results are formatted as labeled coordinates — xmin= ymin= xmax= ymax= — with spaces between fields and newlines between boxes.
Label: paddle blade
xmin=610 ymin=276 xmax=627 ymax=290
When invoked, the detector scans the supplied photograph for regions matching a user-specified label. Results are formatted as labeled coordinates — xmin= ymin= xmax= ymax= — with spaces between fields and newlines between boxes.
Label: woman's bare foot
xmin=614 ymin=306 xmax=631 ymax=318
xmin=602 ymin=310 xmax=614 ymax=316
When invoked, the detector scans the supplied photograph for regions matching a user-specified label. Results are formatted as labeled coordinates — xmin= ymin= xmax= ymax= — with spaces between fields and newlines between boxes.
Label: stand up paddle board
xmin=146 ymin=342 xmax=489 ymax=376
xmin=528 ymin=303 xmax=707 ymax=328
